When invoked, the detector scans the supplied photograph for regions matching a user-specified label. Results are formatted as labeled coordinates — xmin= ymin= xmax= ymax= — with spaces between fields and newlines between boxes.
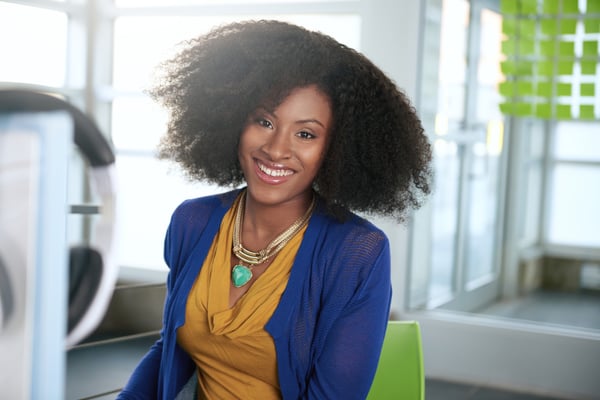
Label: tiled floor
xmin=426 ymin=379 xmax=566 ymax=400
xmin=432 ymin=288 xmax=600 ymax=400
xmin=67 ymin=334 xmax=158 ymax=399
xmin=475 ymin=289 xmax=600 ymax=331
xmin=74 ymin=380 xmax=570 ymax=400
xmin=67 ymin=289 xmax=600 ymax=399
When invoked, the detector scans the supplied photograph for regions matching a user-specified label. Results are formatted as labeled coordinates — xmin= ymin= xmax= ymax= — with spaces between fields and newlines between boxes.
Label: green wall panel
xmin=557 ymin=83 xmax=572 ymax=96
xmin=522 ymin=0 xmax=539 ymax=13
xmin=561 ymin=19 xmax=578 ymax=34
xmin=583 ymin=40 xmax=598 ymax=56
xmin=499 ymin=0 xmax=600 ymax=120
xmin=580 ymin=105 xmax=596 ymax=119
xmin=581 ymin=61 xmax=597 ymax=75
xmin=536 ymin=103 xmax=553 ymax=118
xmin=581 ymin=83 xmax=595 ymax=97
xmin=543 ymin=0 xmax=561 ymax=14
xmin=537 ymin=81 xmax=553 ymax=96
xmin=520 ymin=19 xmax=537 ymax=36
xmin=588 ymin=0 xmax=600 ymax=13
xmin=584 ymin=19 xmax=600 ymax=33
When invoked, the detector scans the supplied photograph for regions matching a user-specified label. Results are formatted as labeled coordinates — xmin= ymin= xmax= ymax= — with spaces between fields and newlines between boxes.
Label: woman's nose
xmin=262 ymin=129 xmax=292 ymax=160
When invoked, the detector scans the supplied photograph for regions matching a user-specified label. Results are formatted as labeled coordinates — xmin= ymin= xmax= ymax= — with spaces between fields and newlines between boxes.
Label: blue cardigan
xmin=118 ymin=189 xmax=392 ymax=399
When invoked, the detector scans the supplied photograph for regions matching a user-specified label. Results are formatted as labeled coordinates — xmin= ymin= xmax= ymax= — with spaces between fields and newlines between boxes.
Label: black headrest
xmin=0 ymin=89 xmax=115 ymax=167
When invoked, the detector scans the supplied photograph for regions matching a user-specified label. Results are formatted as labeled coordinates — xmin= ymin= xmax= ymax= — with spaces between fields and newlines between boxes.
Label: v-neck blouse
xmin=176 ymin=194 xmax=307 ymax=399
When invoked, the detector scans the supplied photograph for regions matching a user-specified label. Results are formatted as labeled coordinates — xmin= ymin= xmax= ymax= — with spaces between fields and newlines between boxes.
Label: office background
xmin=0 ymin=0 xmax=599 ymax=398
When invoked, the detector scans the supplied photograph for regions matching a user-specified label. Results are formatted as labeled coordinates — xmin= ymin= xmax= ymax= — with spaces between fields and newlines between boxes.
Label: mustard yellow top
xmin=176 ymin=195 xmax=307 ymax=400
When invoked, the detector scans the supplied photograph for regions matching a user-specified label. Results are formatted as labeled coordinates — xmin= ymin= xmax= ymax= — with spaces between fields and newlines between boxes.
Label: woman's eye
xmin=257 ymin=118 xmax=273 ymax=129
xmin=297 ymin=131 xmax=316 ymax=140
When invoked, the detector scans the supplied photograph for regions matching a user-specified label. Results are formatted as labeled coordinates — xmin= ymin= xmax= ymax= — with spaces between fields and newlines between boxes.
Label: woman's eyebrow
xmin=296 ymin=118 xmax=325 ymax=128
xmin=254 ymin=107 xmax=324 ymax=128
xmin=255 ymin=106 xmax=273 ymax=115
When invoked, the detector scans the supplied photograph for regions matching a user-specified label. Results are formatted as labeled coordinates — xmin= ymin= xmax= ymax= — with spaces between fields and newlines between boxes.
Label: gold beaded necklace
xmin=231 ymin=191 xmax=316 ymax=288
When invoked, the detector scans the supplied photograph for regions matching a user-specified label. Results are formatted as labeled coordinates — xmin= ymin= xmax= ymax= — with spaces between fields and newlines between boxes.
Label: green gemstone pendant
xmin=232 ymin=264 xmax=253 ymax=288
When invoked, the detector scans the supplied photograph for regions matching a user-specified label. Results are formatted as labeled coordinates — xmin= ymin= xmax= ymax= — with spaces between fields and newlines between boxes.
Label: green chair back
xmin=367 ymin=321 xmax=425 ymax=400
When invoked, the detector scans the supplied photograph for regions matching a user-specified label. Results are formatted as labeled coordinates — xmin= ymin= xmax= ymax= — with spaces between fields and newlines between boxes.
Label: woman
xmin=118 ymin=20 xmax=431 ymax=399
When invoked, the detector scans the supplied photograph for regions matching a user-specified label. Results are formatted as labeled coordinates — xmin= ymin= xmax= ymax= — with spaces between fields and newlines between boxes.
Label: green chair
xmin=367 ymin=321 xmax=425 ymax=400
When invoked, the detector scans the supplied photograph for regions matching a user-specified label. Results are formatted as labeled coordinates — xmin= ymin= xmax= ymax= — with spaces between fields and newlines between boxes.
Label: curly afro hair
xmin=150 ymin=19 xmax=432 ymax=222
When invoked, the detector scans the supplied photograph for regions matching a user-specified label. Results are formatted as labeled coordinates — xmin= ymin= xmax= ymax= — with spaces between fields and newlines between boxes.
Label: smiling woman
xmin=238 ymin=85 xmax=332 ymax=209
xmin=110 ymin=13 xmax=361 ymax=271
xmin=117 ymin=20 xmax=432 ymax=400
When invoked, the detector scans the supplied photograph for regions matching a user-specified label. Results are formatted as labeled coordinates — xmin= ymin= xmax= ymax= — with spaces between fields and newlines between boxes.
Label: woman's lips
xmin=255 ymin=160 xmax=294 ymax=184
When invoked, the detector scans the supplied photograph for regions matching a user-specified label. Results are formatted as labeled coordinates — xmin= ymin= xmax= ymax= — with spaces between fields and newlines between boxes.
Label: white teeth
xmin=258 ymin=162 xmax=293 ymax=177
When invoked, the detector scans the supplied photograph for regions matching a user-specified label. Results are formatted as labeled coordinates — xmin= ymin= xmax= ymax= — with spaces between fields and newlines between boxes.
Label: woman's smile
xmin=255 ymin=159 xmax=295 ymax=181
xmin=238 ymin=84 xmax=332 ymax=207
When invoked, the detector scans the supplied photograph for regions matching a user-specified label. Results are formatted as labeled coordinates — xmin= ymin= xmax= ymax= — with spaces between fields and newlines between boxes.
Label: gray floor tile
xmin=476 ymin=289 xmax=600 ymax=331
xmin=472 ymin=386 xmax=564 ymax=400
xmin=426 ymin=379 xmax=568 ymax=400
xmin=426 ymin=379 xmax=477 ymax=399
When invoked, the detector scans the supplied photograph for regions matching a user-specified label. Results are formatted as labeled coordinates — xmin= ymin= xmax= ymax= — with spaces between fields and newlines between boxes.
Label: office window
xmin=427 ymin=0 xmax=469 ymax=302
xmin=115 ymin=0 xmax=338 ymax=6
xmin=547 ymin=121 xmax=600 ymax=247
xmin=519 ymin=121 xmax=545 ymax=246
xmin=554 ymin=122 xmax=600 ymax=161
xmin=411 ymin=0 xmax=507 ymax=311
xmin=0 ymin=3 xmax=68 ymax=87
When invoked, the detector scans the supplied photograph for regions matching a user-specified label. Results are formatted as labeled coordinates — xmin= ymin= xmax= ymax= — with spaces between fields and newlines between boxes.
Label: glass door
xmin=412 ymin=0 xmax=506 ymax=312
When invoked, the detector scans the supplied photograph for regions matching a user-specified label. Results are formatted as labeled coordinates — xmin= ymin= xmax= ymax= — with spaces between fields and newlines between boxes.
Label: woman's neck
xmin=241 ymin=190 xmax=313 ymax=249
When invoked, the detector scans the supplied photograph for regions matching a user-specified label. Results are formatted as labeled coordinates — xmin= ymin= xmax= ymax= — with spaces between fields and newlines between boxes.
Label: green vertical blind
xmin=499 ymin=0 xmax=600 ymax=119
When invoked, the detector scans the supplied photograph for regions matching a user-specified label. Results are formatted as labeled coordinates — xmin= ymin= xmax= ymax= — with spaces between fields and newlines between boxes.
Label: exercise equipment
xmin=0 ymin=89 xmax=117 ymax=347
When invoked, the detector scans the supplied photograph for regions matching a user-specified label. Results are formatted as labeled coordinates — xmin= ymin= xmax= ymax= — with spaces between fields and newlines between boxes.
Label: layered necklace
xmin=231 ymin=191 xmax=316 ymax=288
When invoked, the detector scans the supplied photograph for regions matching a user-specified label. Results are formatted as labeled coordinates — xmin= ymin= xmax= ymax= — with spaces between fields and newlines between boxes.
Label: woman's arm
xmin=116 ymin=338 xmax=164 ymax=399
xmin=116 ymin=206 xmax=184 ymax=399
xmin=304 ymin=239 xmax=392 ymax=399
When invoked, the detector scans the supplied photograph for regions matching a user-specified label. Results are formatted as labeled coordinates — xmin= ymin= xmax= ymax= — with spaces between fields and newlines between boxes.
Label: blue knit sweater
xmin=117 ymin=189 xmax=392 ymax=399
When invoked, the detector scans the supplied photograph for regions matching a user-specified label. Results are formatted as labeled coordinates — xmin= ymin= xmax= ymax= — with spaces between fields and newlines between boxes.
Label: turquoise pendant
xmin=232 ymin=264 xmax=253 ymax=288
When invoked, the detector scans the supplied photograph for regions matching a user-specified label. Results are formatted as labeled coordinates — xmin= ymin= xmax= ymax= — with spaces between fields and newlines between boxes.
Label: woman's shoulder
xmin=306 ymin=208 xmax=391 ymax=295
xmin=163 ymin=189 xmax=240 ymax=269
xmin=173 ymin=188 xmax=239 ymax=217
xmin=316 ymin=205 xmax=388 ymax=245
xmin=167 ymin=188 xmax=239 ymax=237
xmin=310 ymin=206 xmax=390 ymax=270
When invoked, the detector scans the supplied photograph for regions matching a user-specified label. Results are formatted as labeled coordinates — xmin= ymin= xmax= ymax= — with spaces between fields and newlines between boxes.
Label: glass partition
xmin=412 ymin=0 xmax=600 ymax=334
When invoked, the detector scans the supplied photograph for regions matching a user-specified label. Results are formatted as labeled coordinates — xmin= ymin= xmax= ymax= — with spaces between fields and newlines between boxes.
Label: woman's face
xmin=238 ymin=85 xmax=332 ymax=208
